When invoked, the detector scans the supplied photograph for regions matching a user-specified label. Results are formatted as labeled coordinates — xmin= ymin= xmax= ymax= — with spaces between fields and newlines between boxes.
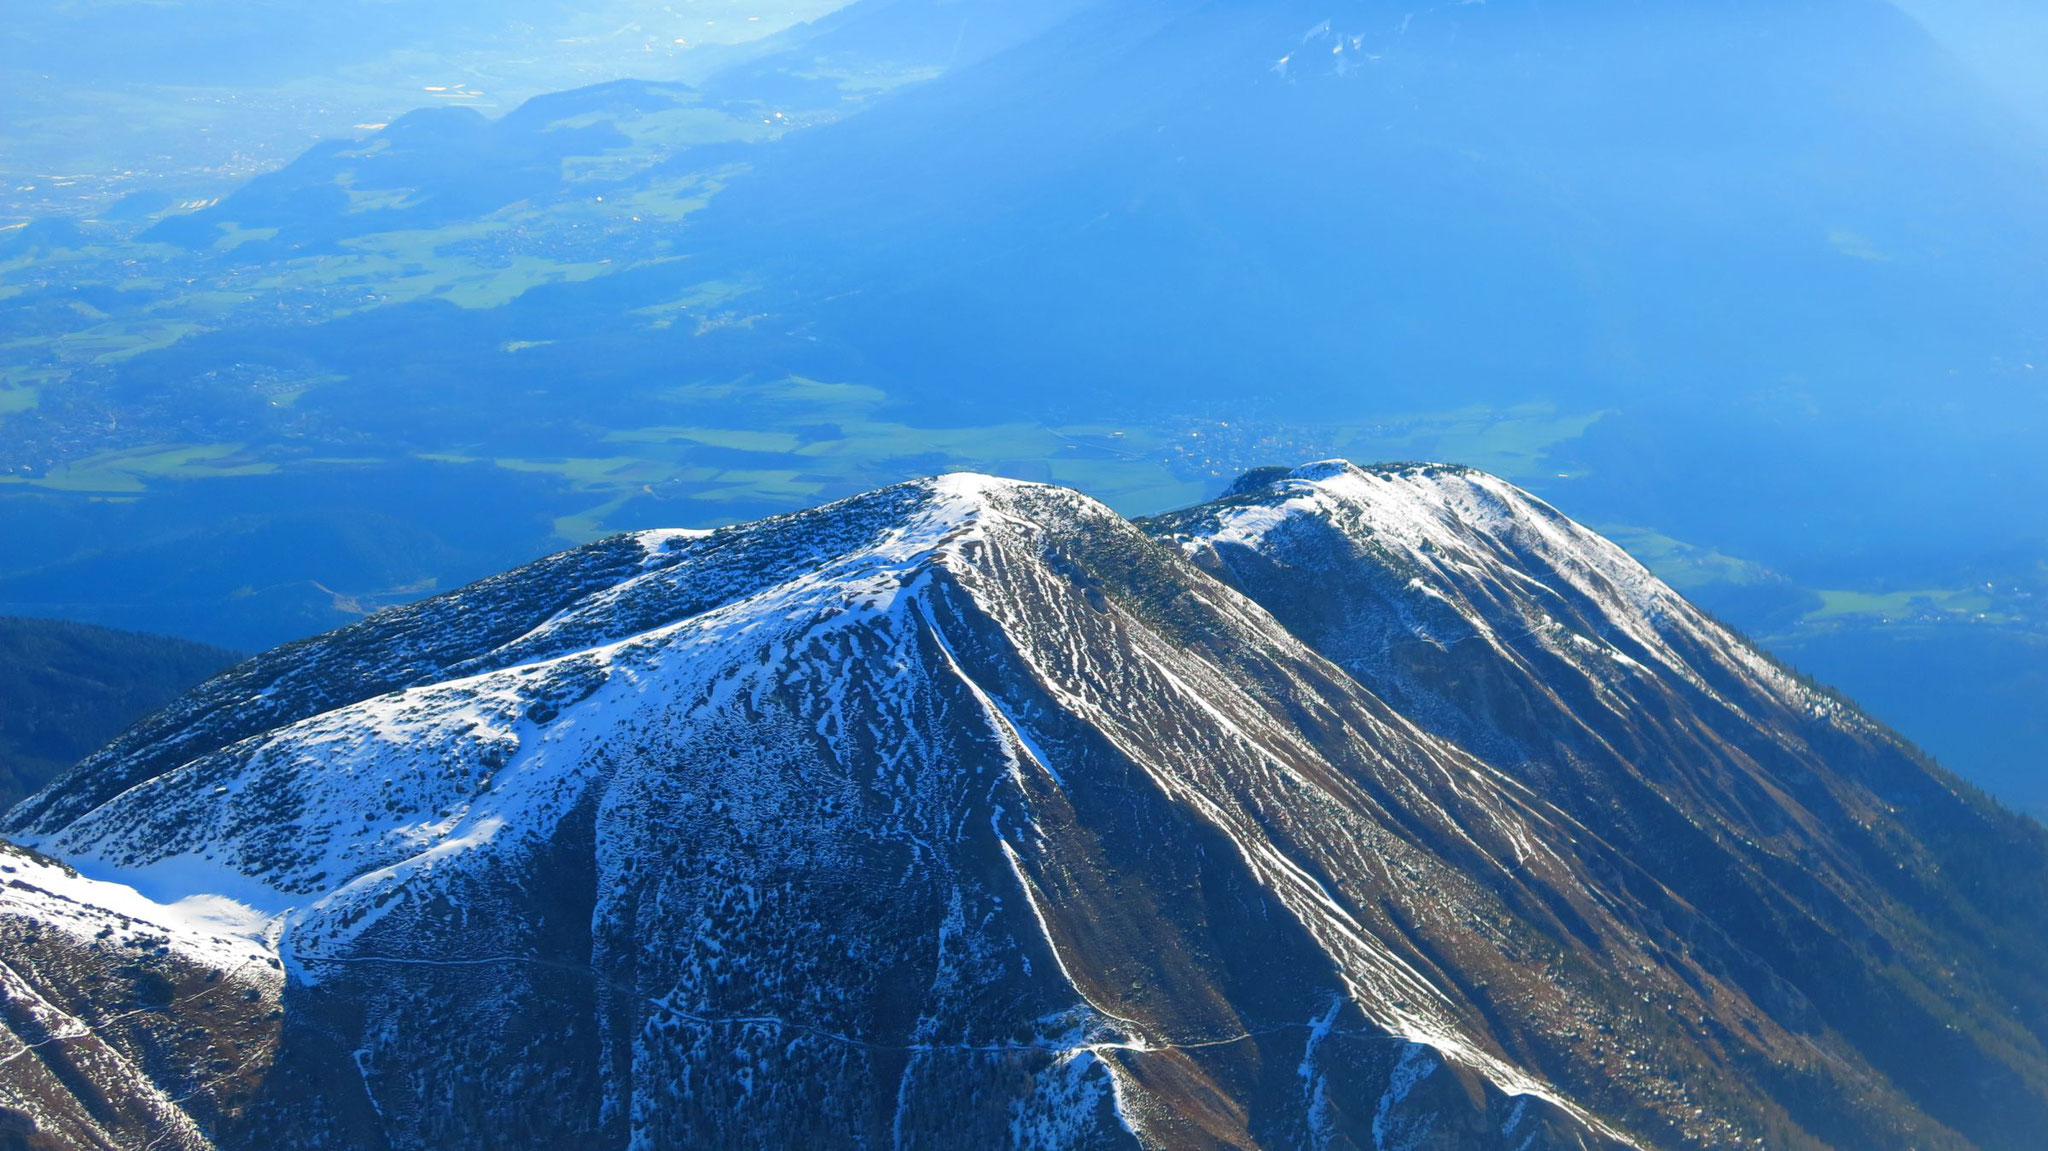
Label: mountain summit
xmin=3 ymin=464 xmax=2044 ymax=1149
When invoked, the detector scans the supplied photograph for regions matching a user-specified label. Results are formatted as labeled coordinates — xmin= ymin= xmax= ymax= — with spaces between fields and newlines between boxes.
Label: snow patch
xmin=0 ymin=846 xmax=277 ymax=974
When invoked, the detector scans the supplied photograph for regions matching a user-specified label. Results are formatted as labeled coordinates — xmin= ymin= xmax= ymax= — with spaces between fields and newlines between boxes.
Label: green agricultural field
xmin=606 ymin=426 xmax=809 ymax=454
xmin=3 ymin=442 xmax=276 ymax=493
xmin=1808 ymin=587 xmax=2004 ymax=623
xmin=1599 ymin=524 xmax=1784 ymax=593
xmin=0 ymin=378 xmax=42 ymax=417
xmin=1330 ymin=402 xmax=1608 ymax=484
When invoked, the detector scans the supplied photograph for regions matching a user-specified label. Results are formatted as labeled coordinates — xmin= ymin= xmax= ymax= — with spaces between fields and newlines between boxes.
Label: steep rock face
xmin=5 ymin=477 xmax=1616 ymax=1149
xmin=1146 ymin=461 xmax=2048 ymax=1151
xmin=1 ymin=465 xmax=2044 ymax=1150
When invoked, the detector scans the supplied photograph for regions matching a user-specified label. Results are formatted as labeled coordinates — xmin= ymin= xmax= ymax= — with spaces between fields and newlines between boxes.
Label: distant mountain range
xmin=4 ymin=0 xmax=2044 ymax=817
xmin=2 ymin=462 xmax=2041 ymax=1149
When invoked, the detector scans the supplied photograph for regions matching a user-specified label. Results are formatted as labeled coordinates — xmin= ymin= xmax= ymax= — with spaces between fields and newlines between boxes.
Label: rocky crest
xmin=3 ymin=464 xmax=2043 ymax=1150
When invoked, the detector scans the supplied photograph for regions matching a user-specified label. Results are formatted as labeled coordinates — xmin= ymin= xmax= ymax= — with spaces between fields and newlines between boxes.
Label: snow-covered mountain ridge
xmin=3 ymin=462 xmax=2045 ymax=1150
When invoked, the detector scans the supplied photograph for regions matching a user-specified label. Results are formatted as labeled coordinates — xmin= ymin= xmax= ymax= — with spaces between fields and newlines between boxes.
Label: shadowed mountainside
xmin=0 ymin=618 xmax=239 ymax=808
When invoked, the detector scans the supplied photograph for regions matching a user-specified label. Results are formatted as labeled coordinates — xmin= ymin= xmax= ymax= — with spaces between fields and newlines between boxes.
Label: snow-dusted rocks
xmin=0 ymin=844 xmax=283 ymax=1150
xmin=1148 ymin=461 xmax=2048 ymax=1151
xmin=4 ymin=464 xmax=2046 ymax=1150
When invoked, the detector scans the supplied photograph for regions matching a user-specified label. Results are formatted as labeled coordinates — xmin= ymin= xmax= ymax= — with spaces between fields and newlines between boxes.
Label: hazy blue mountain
xmin=1 ymin=0 xmax=2042 ymax=813
xmin=0 ymin=0 xmax=849 ymax=221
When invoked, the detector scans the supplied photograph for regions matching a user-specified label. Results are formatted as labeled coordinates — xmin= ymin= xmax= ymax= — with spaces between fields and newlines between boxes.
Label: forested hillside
xmin=0 ymin=618 xmax=239 ymax=807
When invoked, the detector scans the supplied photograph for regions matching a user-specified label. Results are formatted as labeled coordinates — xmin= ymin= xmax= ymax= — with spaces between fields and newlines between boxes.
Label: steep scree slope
xmin=1146 ymin=461 xmax=2048 ymax=1150
xmin=1 ymin=465 xmax=2043 ymax=1150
